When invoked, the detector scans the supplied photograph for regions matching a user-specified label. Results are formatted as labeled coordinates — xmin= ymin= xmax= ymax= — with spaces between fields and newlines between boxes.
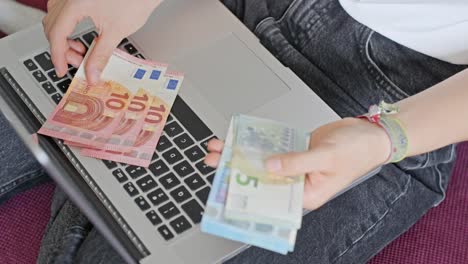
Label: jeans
xmin=0 ymin=0 xmax=466 ymax=263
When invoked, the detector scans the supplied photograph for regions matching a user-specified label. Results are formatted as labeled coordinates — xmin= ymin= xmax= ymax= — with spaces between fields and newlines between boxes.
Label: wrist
xmin=353 ymin=117 xmax=392 ymax=166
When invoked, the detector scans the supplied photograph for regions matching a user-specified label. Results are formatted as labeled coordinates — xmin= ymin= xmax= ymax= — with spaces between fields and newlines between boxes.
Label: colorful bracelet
xmin=359 ymin=101 xmax=409 ymax=164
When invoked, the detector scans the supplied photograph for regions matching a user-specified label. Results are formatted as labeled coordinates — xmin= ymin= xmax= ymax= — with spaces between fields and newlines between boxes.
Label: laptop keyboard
xmin=23 ymin=30 xmax=218 ymax=242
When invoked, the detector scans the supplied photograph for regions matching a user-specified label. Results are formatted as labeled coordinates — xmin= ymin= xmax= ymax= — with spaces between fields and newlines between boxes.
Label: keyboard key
xmin=195 ymin=160 xmax=215 ymax=175
xmin=83 ymin=31 xmax=98 ymax=45
xmin=135 ymin=54 xmax=145 ymax=59
xmin=135 ymin=196 xmax=151 ymax=211
xmin=182 ymin=199 xmax=204 ymax=224
xmin=47 ymin=70 xmax=66 ymax=82
xmin=147 ymin=188 xmax=169 ymax=206
xmin=68 ymin=67 xmax=78 ymax=77
xmin=164 ymin=122 xmax=183 ymax=138
xmin=170 ymin=215 xmax=192 ymax=234
xmin=151 ymin=152 xmax=159 ymax=161
xmin=196 ymin=186 xmax=210 ymax=205
xmin=173 ymin=133 xmax=194 ymax=150
xmin=57 ymin=79 xmax=71 ymax=93
xmin=173 ymin=161 xmax=195 ymax=178
xmin=171 ymin=96 xmax=213 ymax=141
xmin=146 ymin=210 xmax=162 ymax=226
xmin=149 ymin=159 xmax=169 ymax=177
xmin=51 ymin=93 xmax=62 ymax=104
xmin=201 ymin=136 xmax=217 ymax=152
xmin=23 ymin=59 xmax=38 ymax=71
xmin=32 ymin=70 xmax=47 ymax=82
xmin=124 ymin=43 xmax=138 ymax=54
xmin=119 ymin=38 xmax=129 ymax=46
xmin=136 ymin=175 xmax=158 ymax=192
xmin=167 ymin=114 xmax=173 ymax=122
xmin=41 ymin=82 xmax=56 ymax=94
xmin=158 ymin=202 xmax=180 ymax=220
xmin=158 ymin=225 xmax=174 ymax=241
xmin=162 ymin=148 xmax=183 ymax=165
xmin=123 ymin=182 xmax=139 ymax=197
xmin=102 ymin=160 xmax=117 ymax=170
xmin=184 ymin=174 xmax=205 ymax=191
xmin=169 ymin=185 xmax=191 ymax=204
xmin=184 ymin=145 xmax=205 ymax=162
xmin=112 ymin=168 xmax=128 ymax=183
xmin=34 ymin=52 xmax=54 ymax=71
xmin=102 ymin=160 xmax=118 ymax=169
xmin=206 ymin=173 xmax=214 ymax=185
xmin=126 ymin=165 xmax=147 ymax=179
xmin=156 ymin=135 xmax=172 ymax=152
xmin=159 ymin=173 xmax=181 ymax=190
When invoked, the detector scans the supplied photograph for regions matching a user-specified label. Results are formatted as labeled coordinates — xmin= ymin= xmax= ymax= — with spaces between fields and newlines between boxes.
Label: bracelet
xmin=359 ymin=101 xmax=409 ymax=164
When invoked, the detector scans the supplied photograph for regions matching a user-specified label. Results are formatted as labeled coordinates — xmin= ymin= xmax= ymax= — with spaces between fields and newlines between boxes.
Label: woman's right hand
xmin=43 ymin=0 xmax=162 ymax=84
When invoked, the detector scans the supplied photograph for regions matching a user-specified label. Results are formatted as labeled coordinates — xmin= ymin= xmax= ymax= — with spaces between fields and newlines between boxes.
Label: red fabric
xmin=0 ymin=183 xmax=54 ymax=264
xmin=16 ymin=0 xmax=47 ymax=11
xmin=369 ymin=142 xmax=468 ymax=263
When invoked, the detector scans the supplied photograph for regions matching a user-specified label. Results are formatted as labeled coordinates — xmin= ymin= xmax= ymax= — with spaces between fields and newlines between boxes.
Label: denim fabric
xmin=0 ymin=0 xmax=465 ymax=263
xmin=0 ymin=113 xmax=48 ymax=205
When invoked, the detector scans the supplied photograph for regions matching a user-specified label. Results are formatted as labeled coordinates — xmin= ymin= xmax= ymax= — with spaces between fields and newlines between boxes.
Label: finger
xmin=207 ymin=139 xmax=224 ymax=153
xmin=204 ymin=153 xmax=221 ymax=168
xmin=67 ymin=39 xmax=86 ymax=55
xmin=85 ymin=32 xmax=122 ymax=85
xmin=264 ymin=149 xmax=328 ymax=177
xmin=66 ymin=49 xmax=84 ymax=68
xmin=48 ymin=8 xmax=82 ymax=77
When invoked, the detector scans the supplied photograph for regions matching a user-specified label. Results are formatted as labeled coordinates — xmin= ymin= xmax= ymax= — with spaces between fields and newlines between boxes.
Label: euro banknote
xmin=39 ymin=43 xmax=184 ymax=167
xmin=38 ymin=48 xmax=168 ymax=148
xmin=224 ymin=114 xmax=308 ymax=229
xmin=200 ymin=116 xmax=299 ymax=254
xmin=81 ymin=72 xmax=184 ymax=167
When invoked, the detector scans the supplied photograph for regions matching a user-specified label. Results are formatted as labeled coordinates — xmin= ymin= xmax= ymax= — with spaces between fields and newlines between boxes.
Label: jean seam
xmin=331 ymin=174 xmax=412 ymax=263
xmin=361 ymin=30 xmax=409 ymax=101
xmin=253 ymin=0 xmax=300 ymax=35
xmin=0 ymin=168 xmax=44 ymax=196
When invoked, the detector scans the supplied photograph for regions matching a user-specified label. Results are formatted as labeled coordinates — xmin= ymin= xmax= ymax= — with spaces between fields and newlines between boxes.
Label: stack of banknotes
xmin=201 ymin=114 xmax=309 ymax=254
xmin=38 ymin=46 xmax=183 ymax=167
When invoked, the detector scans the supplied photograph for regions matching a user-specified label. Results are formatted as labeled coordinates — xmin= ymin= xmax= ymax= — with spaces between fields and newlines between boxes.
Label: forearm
xmin=396 ymin=69 xmax=468 ymax=157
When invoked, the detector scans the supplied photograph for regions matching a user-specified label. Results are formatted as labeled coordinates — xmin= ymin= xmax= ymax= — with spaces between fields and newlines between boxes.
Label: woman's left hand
xmin=205 ymin=117 xmax=391 ymax=210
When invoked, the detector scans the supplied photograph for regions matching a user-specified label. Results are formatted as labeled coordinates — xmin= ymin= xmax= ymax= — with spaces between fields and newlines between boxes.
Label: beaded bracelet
xmin=359 ymin=101 xmax=409 ymax=164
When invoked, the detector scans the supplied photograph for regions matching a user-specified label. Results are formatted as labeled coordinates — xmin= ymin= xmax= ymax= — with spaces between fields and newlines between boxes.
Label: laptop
xmin=0 ymin=0 xmax=340 ymax=263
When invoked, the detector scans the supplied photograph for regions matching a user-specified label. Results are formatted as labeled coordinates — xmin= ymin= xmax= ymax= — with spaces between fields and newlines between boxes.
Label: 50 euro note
xmin=81 ymin=72 xmax=184 ymax=167
xmin=224 ymin=114 xmax=309 ymax=229
xmin=201 ymin=119 xmax=297 ymax=254
xmin=38 ymin=47 xmax=167 ymax=148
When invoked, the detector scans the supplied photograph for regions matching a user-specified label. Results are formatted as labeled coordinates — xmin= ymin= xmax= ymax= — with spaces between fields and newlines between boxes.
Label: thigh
xmin=222 ymin=0 xmax=463 ymax=262
xmin=0 ymin=112 xmax=48 ymax=203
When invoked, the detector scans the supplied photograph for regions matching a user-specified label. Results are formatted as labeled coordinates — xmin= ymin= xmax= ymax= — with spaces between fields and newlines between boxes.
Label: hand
xmin=43 ymin=0 xmax=162 ymax=84
xmin=204 ymin=117 xmax=391 ymax=210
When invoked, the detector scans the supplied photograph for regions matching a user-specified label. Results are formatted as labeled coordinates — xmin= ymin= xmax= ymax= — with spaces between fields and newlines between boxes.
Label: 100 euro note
xmin=38 ymin=48 xmax=166 ymax=148
xmin=224 ymin=114 xmax=308 ymax=229
xmin=81 ymin=72 xmax=184 ymax=167
xmin=200 ymin=119 xmax=297 ymax=254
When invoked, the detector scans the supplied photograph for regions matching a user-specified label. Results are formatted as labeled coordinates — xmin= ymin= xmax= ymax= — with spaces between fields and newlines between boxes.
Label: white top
xmin=339 ymin=0 xmax=468 ymax=64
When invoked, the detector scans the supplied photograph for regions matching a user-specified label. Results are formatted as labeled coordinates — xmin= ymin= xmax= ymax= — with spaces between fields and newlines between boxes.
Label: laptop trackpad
xmin=172 ymin=34 xmax=290 ymax=120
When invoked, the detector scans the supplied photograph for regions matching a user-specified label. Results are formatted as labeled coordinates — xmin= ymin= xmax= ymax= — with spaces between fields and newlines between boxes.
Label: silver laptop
xmin=0 ymin=0 xmax=340 ymax=263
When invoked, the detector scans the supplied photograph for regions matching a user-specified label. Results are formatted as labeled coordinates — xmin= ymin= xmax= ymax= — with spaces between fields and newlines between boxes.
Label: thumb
xmin=264 ymin=149 xmax=327 ymax=177
xmin=85 ymin=32 xmax=121 ymax=85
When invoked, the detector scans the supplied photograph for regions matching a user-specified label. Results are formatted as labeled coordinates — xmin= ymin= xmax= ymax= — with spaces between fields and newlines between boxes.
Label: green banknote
xmin=224 ymin=114 xmax=309 ymax=228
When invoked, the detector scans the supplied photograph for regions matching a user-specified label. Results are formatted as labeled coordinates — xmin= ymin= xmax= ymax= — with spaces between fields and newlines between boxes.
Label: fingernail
xmin=88 ymin=69 xmax=101 ymax=85
xmin=265 ymin=159 xmax=282 ymax=172
xmin=55 ymin=69 xmax=64 ymax=78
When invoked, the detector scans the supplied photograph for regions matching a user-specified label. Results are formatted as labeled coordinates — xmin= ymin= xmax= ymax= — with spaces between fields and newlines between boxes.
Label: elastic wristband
xmin=379 ymin=116 xmax=409 ymax=163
